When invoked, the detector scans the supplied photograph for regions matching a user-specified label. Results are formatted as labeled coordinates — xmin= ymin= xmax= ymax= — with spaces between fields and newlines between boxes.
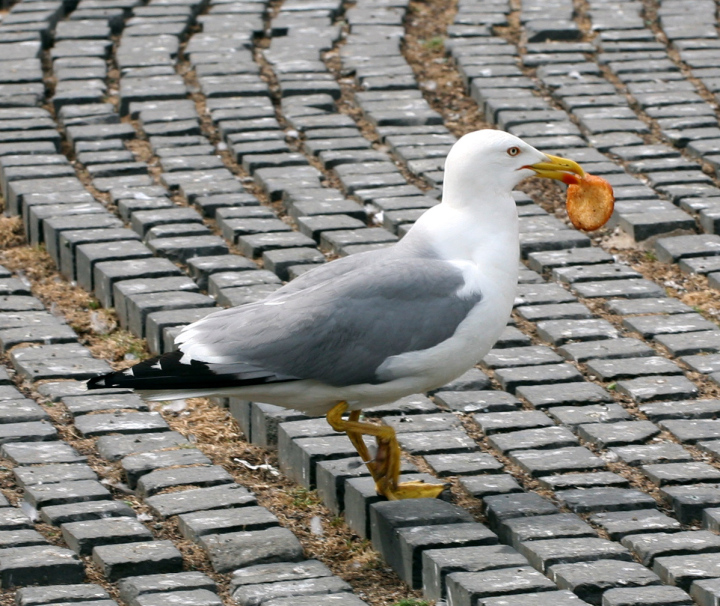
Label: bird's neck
xmin=403 ymin=193 xmax=519 ymax=267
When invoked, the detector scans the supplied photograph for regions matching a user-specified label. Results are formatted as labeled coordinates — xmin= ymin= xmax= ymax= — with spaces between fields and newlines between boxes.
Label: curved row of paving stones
xmin=8 ymin=0 xmax=720 ymax=604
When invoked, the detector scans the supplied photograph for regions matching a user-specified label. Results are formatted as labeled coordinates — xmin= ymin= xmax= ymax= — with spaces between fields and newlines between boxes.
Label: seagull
xmin=88 ymin=129 xmax=586 ymax=500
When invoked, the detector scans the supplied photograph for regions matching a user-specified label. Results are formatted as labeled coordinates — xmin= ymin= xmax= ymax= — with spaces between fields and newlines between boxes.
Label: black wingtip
xmin=87 ymin=372 xmax=115 ymax=390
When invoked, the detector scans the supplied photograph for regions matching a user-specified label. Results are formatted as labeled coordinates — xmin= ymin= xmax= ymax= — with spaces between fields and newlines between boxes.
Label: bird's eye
xmin=507 ymin=146 xmax=520 ymax=157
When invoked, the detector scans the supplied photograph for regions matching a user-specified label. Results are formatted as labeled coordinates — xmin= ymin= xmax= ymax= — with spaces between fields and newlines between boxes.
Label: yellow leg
xmin=327 ymin=402 xmax=447 ymax=501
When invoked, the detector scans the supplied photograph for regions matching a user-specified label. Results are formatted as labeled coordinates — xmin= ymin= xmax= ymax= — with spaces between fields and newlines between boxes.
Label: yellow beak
xmin=526 ymin=154 xmax=585 ymax=185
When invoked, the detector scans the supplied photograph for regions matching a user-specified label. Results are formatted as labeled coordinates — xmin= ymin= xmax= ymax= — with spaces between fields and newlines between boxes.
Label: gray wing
xmin=176 ymin=256 xmax=482 ymax=387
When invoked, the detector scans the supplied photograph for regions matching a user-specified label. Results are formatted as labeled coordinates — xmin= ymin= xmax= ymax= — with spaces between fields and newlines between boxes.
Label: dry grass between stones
xmin=158 ymin=398 xmax=427 ymax=606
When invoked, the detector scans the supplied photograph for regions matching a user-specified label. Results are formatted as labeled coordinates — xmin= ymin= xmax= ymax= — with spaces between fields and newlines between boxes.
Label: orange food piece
xmin=566 ymin=173 xmax=615 ymax=231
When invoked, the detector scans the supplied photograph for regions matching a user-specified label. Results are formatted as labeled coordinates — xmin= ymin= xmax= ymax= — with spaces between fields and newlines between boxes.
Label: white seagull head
xmin=442 ymin=129 xmax=585 ymax=207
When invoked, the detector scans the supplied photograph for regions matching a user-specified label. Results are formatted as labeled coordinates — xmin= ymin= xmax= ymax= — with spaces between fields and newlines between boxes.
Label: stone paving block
xmin=482 ymin=346 xmax=563 ymax=369
xmin=63 ymin=393 xmax=149 ymax=417
xmin=654 ymin=234 xmax=720 ymax=263
xmin=133 ymin=589 xmax=221 ymax=606
xmin=432 ymin=368 xmax=493 ymax=393
xmin=550 ymin=559 xmax=661 ymax=605
xmin=623 ymin=313 xmax=717 ymax=337
xmin=344 ymin=473 xmax=443 ymax=539
xmin=537 ymin=319 xmax=618 ymax=345
xmin=660 ymin=419 xmax=720 ymax=443
xmin=14 ymin=463 xmax=96 ymax=488
xmin=698 ymin=440 xmax=720 ymax=460
xmin=495 ymin=326 xmax=533 ymax=348
xmin=683 ymin=354 xmax=720 ymax=374
xmin=62 ymin=517 xmax=154 ymax=555
xmin=0 ymin=508 xmax=32 ymax=531
xmin=609 ymin=442 xmax=692 ymax=466
xmin=510 ymin=446 xmax=606 ymax=477
xmin=473 ymin=411 xmax=553 ymax=435
xmin=75 ymin=412 xmax=169 ymax=437
xmin=515 ymin=283 xmax=576 ymax=306
xmin=96 ymin=431 xmax=189 ymax=461
xmin=93 ymin=540 xmax=184 ymax=582
xmin=315 ymin=457 xmax=375 ymax=515
xmin=40 ymin=500 xmax=136 ymax=526
xmin=279 ymin=432 xmax=366 ymax=488
xmin=394 ymin=522 xmax=499 ymax=588
xmin=397 ymin=430 xmax=478 ymax=455
xmin=249 ymin=402 xmax=309 ymax=449
xmin=577 ymin=421 xmax=660 ymax=448
xmin=654 ymin=331 xmax=720 ymax=356
xmin=0 ymin=545 xmax=84 ymax=588
xmin=232 ymin=575 xmax=351 ymax=606
xmin=520 ymin=537 xmax=632 ymax=573
xmin=691 ymin=578 xmax=720 ymax=606
xmin=261 ymin=596 xmax=367 ymax=606
xmin=590 ymin=509 xmax=682 ymax=540
xmin=558 ymin=487 xmax=657 ymax=513
xmin=539 ymin=472 xmax=629 ymax=491
xmin=16 ymin=583 xmax=110 ymax=606
xmin=0 ymin=528 xmax=46 ymax=549
xmin=0 ymin=296 xmax=44 ymax=313
xmin=516 ymin=303 xmax=594 ymax=322
xmin=136 ymin=465 xmax=234 ymax=498
xmin=549 ymin=405 xmax=631 ymax=428
xmin=489 ymin=426 xmax=579 ymax=453
xmin=622 ymin=530 xmax=720 ymax=566
xmin=517 ymin=382 xmax=614 ymax=408
xmin=2 ymin=441 xmax=86 ymax=465
xmin=499 ymin=513 xmax=597 ymax=548
xmin=606 ymin=298 xmax=692 ymax=316
xmin=1 ymin=323 xmax=79 ymax=354
xmin=199 ymin=526 xmax=303 ymax=573
xmin=527 ymin=248 xmax=613 ymax=273
xmin=381 ymin=413 xmax=460 ymax=434
xmin=94 ymin=257 xmax=184 ymax=308
xmin=483 ymin=492 xmax=559 ymax=530
xmin=145 ymin=484 xmax=257 ymax=518
xmin=178 ymin=506 xmax=278 ymax=541
xmin=702 ymin=507 xmax=720 ymax=533
xmin=654 ymin=552 xmax=720 ymax=589
xmin=421 ymin=544 xmax=529 ymax=602
xmin=482 ymin=590 xmax=594 ymax=606
xmin=118 ymin=571 xmax=217 ymax=604
xmin=25 ymin=479 xmax=111 ymax=509
xmin=0 ymin=399 xmax=47 ymax=424
xmin=369 ymin=498 xmax=474 ymax=569
xmin=0 ymin=419 xmax=57 ymax=444
xmin=446 ymin=566 xmax=556 ymax=606
xmin=640 ymin=399 xmax=720 ymax=421
xmin=586 ymin=357 xmax=681 ymax=381
xmin=459 ymin=474 xmax=524 ymax=499
xmin=553 ymin=263 xmax=640 ymax=284
xmin=122 ymin=448 xmax=211 ymax=488
xmin=12 ymin=355 xmax=112 ymax=382
xmin=602 ymin=581 xmax=688 ymax=606
xmin=76 ymin=240 xmax=153 ymax=291
xmin=572 ymin=279 xmax=665 ymax=299
xmin=495 ymin=363 xmax=583 ymax=392
xmin=643 ymin=461 xmax=720 ymax=486
xmin=433 ymin=390 xmax=520 ymax=413
xmin=616 ymin=376 xmax=698 ymax=402
xmin=424 ymin=452 xmax=503 ymax=476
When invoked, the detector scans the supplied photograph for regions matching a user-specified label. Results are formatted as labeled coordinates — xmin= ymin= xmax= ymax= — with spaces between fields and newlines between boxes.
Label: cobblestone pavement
xmin=4 ymin=0 xmax=720 ymax=603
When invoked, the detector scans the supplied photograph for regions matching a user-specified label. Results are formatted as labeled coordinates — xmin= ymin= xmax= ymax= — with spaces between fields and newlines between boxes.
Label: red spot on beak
xmin=562 ymin=173 xmax=581 ymax=185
